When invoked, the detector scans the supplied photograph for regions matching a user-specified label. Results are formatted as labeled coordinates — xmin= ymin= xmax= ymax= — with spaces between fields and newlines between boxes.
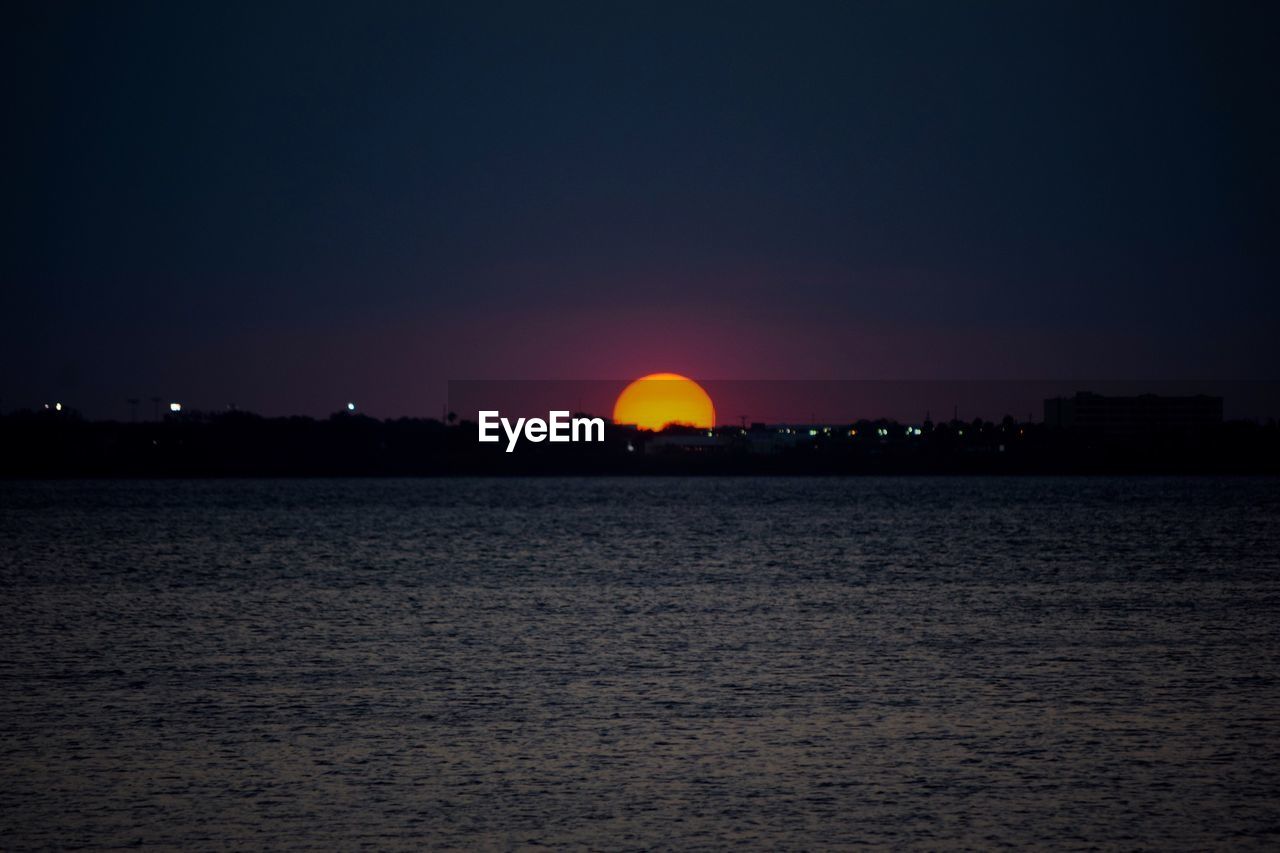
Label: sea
xmin=2 ymin=477 xmax=1278 ymax=849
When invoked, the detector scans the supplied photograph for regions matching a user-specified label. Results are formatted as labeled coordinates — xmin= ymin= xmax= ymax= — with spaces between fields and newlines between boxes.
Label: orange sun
xmin=613 ymin=373 xmax=716 ymax=431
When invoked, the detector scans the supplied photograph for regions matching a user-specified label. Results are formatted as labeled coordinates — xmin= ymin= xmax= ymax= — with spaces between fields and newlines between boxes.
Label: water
xmin=2 ymin=477 xmax=1279 ymax=849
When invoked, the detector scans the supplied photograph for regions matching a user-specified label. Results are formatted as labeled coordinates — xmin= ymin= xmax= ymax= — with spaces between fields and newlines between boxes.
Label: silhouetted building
xmin=644 ymin=434 xmax=726 ymax=455
xmin=745 ymin=430 xmax=800 ymax=454
xmin=1044 ymin=392 xmax=1222 ymax=438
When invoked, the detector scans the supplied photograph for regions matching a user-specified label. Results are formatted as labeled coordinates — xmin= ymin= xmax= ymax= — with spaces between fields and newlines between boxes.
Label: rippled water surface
xmin=2 ymin=477 xmax=1279 ymax=849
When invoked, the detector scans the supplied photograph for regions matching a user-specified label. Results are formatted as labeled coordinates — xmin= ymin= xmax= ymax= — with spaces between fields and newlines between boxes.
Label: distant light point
xmin=54 ymin=402 xmax=63 ymax=412
xmin=170 ymin=402 xmax=182 ymax=412
xmin=347 ymin=402 xmax=356 ymax=412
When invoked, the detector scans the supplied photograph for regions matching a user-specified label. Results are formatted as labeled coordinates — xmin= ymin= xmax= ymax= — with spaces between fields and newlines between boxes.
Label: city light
xmin=170 ymin=402 xmax=182 ymax=412
xmin=347 ymin=402 xmax=356 ymax=411
xmin=54 ymin=402 xmax=62 ymax=412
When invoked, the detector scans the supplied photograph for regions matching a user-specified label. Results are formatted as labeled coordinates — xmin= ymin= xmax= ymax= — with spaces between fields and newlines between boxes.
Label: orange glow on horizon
xmin=613 ymin=373 xmax=716 ymax=431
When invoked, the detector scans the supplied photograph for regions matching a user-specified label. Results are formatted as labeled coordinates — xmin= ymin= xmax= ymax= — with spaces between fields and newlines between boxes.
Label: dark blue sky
xmin=6 ymin=1 xmax=1277 ymax=418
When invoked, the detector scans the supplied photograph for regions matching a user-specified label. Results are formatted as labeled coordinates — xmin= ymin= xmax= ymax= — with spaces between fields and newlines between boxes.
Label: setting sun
xmin=612 ymin=373 xmax=716 ymax=431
